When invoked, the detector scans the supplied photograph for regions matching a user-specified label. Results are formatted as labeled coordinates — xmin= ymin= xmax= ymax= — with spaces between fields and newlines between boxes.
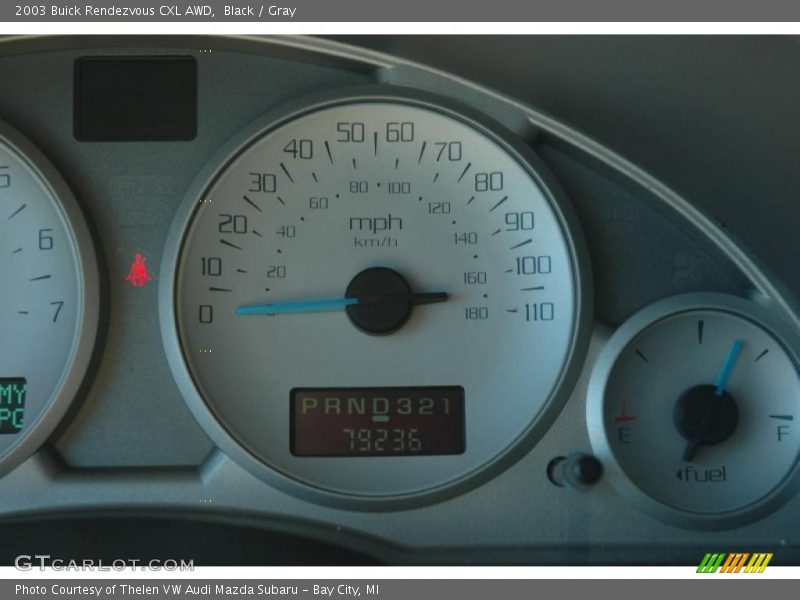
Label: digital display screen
xmin=74 ymin=56 xmax=197 ymax=141
xmin=291 ymin=387 xmax=465 ymax=457
xmin=0 ymin=378 xmax=26 ymax=434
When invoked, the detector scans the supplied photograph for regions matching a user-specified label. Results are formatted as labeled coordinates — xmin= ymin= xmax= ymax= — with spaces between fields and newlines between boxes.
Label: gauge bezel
xmin=587 ymin=292 xmax=800 ymax=529
xmin=0 ymin=119 xmax=100 ymax=477
xmin=160 ymin=85 xmax=593 ymax=509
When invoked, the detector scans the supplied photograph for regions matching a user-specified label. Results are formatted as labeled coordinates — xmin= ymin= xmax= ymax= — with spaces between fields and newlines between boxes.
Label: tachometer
xmin=0 ymin=120 xmax=99 ymax=475
xmin=162 ymin=90 xmax=589 ymax=505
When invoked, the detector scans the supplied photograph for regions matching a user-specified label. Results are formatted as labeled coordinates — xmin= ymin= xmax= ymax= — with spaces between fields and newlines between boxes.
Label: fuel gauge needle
xmin=235 ymin=292 xmax=448 ymax=316
xmin=714 ymin=340 xmax=744 ymax=396
xmin=682 ymin=339 xmax=743 ymax=462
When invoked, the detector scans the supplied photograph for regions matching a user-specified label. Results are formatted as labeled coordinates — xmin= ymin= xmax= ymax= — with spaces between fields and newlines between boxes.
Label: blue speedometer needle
xmin=236 ymin=297 xmax=357 ymax=315
xmin=235 ymin=292 xmax=448 ymax=316
xmin=682 ymin=339 xmax=743 ymax=462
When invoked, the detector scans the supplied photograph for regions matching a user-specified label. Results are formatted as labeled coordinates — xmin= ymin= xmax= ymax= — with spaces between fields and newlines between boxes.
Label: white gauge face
xmin=171 ymin=97 xmax=583 ymax=499
xmin=589 ymin=295 xmax=800 ymax=525
xmin=0 ymin=127 xmax=97 ymax=472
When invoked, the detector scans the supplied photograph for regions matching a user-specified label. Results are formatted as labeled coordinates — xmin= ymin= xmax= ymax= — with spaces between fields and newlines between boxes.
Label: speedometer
xmin=162 ymin=90 xmax=589 ymax=505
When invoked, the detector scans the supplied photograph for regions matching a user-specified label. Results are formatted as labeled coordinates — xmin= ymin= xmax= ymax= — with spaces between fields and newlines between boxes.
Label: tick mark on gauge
xmin=510 ymin=238 xmax=532 ymax=250
xmin=467 ymin=195 xmax=476 ymax=204
xmin=491 ymin=228 xmax=501 ymax=236
xmin=352 ymin=158 xmax=357 ymax=170
xmin=279 ymin=162 xmax=295 ymax=183
xmin=521 ymin=286 xmax=545 ymax=291
xmin=754 ymin=349 xmax=770 ymax=362
xmin=311 ymin=172 xmax=318 ymax=183
xmin=220 ymin=239 xmax=242 ymax=250
xmin=209 ymin=287 xmax=233 ymax=292
xmin=635 ymin=349 xmax=650 ymax=363
xmin=770 ymin=414 xmax=794 ymax=421
xmin=457 ymin=162 xmax=472 ymax=183
xmin=236 ymin=269 xmax=248 ymax=274
xmin=614 ymin=399 xmax=637 ymax=423
xmin=418 ymin=196 xmax=423 ymax=202
xmin=324 ymin=141 xmax=334 ymax=164
xmin=7 ymin=203 xmax=26 ymax=220
xmin=395 ymin=158 xmax=400 ymax=170
xmin=252 ymin=230 xmax=262 ymax=237
xmin=17 ymin=310 xmax=29 ymax=315
xmin=417 ymin=141 xmax=427 ymax=163
xmin=505 ymin=268 xmax=513 ymax=273
xmin=12 ymin=247 xmax=22 ymax=254
xmin=698 ymin=319 xmax=704 ymax=344
xmin=243 ymin=195 xmax=262 ymax=212
xmin=489 ymin=196 xmax=509 ymax=212
xmin=506 ymin=308 xmax=518 ymax=313
xmin=276 ymin=196 xmax=286 ymax=206
xmin=433 ymin=172 xmax=440 ymax=183
xmin=29 ymin=274 xmax=51 ymax=281
xmin=373 ymin=132 xmax=378 ymax=155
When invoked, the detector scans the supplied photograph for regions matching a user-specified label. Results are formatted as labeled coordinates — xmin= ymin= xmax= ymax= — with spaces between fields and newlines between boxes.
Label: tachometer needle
xmin=236 ymin=292 xmax=448 ymax=316
xmin=682 ymin=339 xmax=743 ymax=462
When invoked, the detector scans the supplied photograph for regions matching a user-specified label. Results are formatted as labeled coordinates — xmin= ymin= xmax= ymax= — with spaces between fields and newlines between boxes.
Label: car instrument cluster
xmin=0 ymin=35 xmax=798 ymax=563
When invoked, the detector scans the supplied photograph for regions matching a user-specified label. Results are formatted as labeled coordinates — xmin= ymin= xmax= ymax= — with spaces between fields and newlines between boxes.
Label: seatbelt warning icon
xmin=126 ymin=252 xmax=152 ymax=288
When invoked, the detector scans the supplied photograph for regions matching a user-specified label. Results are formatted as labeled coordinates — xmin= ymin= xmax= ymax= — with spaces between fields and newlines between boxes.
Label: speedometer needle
xmin=235 ymin=292 xmax=448 ymax=316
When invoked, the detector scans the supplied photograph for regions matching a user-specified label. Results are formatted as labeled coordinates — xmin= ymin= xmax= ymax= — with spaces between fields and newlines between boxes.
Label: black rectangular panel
xmin=74 ymin=56 xmax=197 ymax=141
xmin=291 ymin=387 xmax=465 ymax=457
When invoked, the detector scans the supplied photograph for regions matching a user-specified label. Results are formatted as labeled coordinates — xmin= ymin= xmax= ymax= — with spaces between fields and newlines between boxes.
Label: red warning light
xmin=126 ymin=252 xmax=152 ymax=288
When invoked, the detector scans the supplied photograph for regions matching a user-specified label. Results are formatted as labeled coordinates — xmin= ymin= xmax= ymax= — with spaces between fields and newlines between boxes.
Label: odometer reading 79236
xmin=167 ymin=93 xmax=584 ymax=501
xmin=291 ymin=387 xmax=465 ymax=456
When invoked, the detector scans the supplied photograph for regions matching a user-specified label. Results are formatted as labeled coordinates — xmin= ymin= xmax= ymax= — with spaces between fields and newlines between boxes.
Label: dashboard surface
xmin=0 ymin=35 xmax=799 ymax=565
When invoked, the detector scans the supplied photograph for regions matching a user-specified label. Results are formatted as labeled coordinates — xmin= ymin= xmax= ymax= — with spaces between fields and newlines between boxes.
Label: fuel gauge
xmin=587 ymin=293 xmax=800 ymax=529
